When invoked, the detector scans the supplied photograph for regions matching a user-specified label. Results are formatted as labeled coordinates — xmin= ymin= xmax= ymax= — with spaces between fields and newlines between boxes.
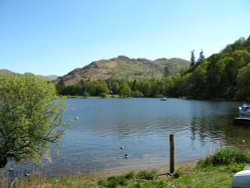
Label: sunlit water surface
xmin=3 ymin=98 xmax=250 ymax=177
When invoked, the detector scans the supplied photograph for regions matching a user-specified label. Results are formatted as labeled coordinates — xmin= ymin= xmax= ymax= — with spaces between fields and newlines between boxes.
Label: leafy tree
xmin=131 ymin=90 xmax=144 ymax=97
xmin=223 ymin=45 xmax=233 ymax=54
xmin=187 ymin=62 xmax=208 ymax=98
xmin=222 ymin=57 xmax=238 ymax=84
xmin=232 ymin=50 xmax=250 ymax=67
xmin=150 ymin=80 xmax=166 ymax=97
xmin=108 ymin=80 xmax=120 ymax=94
xmin=236 ymin=63 xmax=250 ymax=99
xmin=0 ymin=74 xmax=68 ymax=168
xmin=95 ymin=81 xmax=109 ymax=96
xmin=136 ymin=80 xmax=151 ymax=97
xmin=166 ymin=73 xmax=183 ymax=97
xmin=205 ymin=60 xmax=224 ymax=98
xmin=118 ymin=83 xmax=131 ymax=97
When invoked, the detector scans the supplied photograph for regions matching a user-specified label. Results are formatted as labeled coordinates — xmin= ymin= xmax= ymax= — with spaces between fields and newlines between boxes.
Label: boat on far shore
xmin=239 ymin=104 xmax=250 ymax=116
xmin=160 ymin=97 xmax=167 ymax=101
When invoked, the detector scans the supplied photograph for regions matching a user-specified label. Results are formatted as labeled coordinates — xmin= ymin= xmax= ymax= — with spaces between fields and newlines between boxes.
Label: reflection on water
xmin=2 ymin=98 xmax=249 ymax=177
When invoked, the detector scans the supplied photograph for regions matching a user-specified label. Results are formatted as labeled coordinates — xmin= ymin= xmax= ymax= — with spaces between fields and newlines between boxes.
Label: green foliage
xmin=136 ymin=170 xmax=157 ymax=180
xmin=98 ymin=170 xmax=158 ymax=188
xmin=124 ymin=171 xmax=135 ymax=180
xmin=190 ymin=50 xmax=196 ymax=66
xmin=100 ymin=92 xmax=108 ymax=98
xmin=236 ymin=63 xmax=250 ymax=99
xmin=58 ymin=80 xmax=109 ymax=97
xmin=131 ymin=90 xmax=144 ymax=97
xmin=96 ymin=163 xmax=237 ymax=188
xmin=98 ymin=175 xmax=128 ymax=188
xmin=0 ymin=74 xmax=68 ymax=167
xmin=13 ymin=153 xmax=247 ymax=188
xmin=83 ymin=91 xmax=90 ymax=98
xmin=175 ymin=36 xmax=250 ymax=100
xmin=118 ymin=83 xmax=131 ymax=97
xmin=197 ymin=50 xmax=205 ymax=64
xmin=197 ymin=149 xmax=250 ymax=167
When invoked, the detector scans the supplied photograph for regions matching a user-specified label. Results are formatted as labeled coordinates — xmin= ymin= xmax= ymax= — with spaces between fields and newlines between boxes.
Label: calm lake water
xmin=3 ymin=98 xmax=250 ymax=177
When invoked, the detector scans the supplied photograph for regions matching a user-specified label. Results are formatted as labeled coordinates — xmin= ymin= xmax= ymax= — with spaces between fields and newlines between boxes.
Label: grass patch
xmin=136 ymin=170 xmax=157 ymax=180
xmin=13 ymin=174 xmax=97 ymax=188
xmin=197 ymin=149 xmax=250 ymax=167
xmin=97 ymin=149 xmax=250 ymax=188
xmin=98 ymin=170 xmax=163 ymax=188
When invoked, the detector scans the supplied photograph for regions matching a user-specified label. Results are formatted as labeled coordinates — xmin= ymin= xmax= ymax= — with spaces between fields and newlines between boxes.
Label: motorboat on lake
xmin=239 ymin=104 xmax=250 ymax=116
xmin=160 ymin=97 xmax=167 ymax=101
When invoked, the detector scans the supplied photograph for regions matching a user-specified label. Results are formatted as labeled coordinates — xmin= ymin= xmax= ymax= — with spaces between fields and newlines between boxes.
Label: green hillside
xmin=171 ymin=35 xmax=250 ymax=100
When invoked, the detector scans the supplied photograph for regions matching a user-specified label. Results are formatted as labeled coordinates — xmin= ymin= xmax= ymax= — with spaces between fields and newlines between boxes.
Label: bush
xmin=124 ymin=171 xmax=135 ymax=180
xmin=197 ymin=149 xmax=250 ymax=167
xmin=0 ymin=74 xmax=67 ymax=167
xmin=100 ymin=92 xmax=108 ymax=98
xmin=82 ymin=92 xmax=90 ymax=98
xmin=132 ymin=90 xmax=144 ymax=97
xmin=98 ymin=175 xmax=128 ymax=188
xmin=136 ymin=170 xmax=157 ymax=180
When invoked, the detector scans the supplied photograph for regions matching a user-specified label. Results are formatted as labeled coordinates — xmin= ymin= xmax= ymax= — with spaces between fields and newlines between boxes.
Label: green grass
xmin=96 ymin=166 xmax=236 ymax=188
xmin=96 ymin=149 xmax=250 ymax=188
xmin=197 ymin=149 xmax=250 ymax=167
xmin=3 ymin=149 xmax=250 ymax=188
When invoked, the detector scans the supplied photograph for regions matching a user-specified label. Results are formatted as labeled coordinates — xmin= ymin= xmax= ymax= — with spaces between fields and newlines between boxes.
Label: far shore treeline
xmin=57 ymin=35 xmax=250 ymax=101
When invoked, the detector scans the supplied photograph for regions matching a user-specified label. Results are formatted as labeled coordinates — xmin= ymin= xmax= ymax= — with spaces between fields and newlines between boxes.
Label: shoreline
xmin=48 ymin=159 xmax=199 ymax=179
xmin=94 ymin=160 xmax=198 ymax=178
xmin=5 ymin=151 xmax=240 ymax=187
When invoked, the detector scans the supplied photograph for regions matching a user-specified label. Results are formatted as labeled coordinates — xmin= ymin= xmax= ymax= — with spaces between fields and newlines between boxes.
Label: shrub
xmin=82 ymin=92 xmax=90 ymax=98
xmin=100 ymin=92 xmax=108 ymax=98
xmin=124 ymin=171 xmax=135 ymax=180
xmin=136 ymin=170 xmax=157 ymax=180
xmin=98 ymin=175 xmax=128 ymax=188
xmin=197 ymin=149 xmax=250 ymax=167
xmin=132 ymin=90 xmax=144 ymax=97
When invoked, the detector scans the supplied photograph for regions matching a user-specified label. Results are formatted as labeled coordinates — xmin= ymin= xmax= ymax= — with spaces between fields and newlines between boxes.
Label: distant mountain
xmin=56 ymin=56 xmax=189 ymax=85
xmin=37 ymin=75 xmax=59 ymax=81
xmin=0 ymin=69 xmax=16 ymax=75
xmin=0 ymin=69 xmax=58 ymax=81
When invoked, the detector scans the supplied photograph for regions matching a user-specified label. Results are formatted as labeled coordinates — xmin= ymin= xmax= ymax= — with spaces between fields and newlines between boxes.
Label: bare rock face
xmin=56 ymin=56 xmax=189 ymax=86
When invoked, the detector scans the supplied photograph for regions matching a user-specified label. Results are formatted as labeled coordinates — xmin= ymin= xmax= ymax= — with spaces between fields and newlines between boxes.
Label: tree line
xmin=57 ymin=36 xmax=250 ymax=100
xmin=57 ymin=79 xmax=172 ymax=98
xmin=177 ymin=36 xmax=250 ymax=100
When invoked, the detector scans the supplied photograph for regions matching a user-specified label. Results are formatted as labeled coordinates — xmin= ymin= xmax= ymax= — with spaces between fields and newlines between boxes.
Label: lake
xmin=3 ymin=98 xmax=250 ymax=177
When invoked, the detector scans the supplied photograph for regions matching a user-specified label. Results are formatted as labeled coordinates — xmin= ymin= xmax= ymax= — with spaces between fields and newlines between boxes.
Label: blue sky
xmin=0 ymin=0 xmax=250 ymax=76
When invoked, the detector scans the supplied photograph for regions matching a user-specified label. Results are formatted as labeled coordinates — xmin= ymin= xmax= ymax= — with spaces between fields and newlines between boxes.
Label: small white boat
xmin=160 ymin=97 xmax=167 ymax=101
xmin=239 ymin=104 xmax=250 ymax=116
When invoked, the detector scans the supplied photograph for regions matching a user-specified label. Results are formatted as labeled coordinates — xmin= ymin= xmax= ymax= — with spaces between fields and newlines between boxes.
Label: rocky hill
xmin=57 ymin=56 xmax=189 ymax=85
